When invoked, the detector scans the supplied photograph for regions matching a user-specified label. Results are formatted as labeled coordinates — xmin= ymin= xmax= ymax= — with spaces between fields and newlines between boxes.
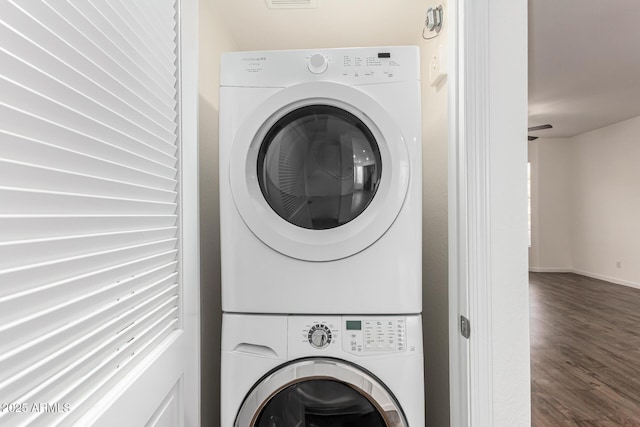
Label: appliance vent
xmin=266 ymin=0 xmax=318 ymax=9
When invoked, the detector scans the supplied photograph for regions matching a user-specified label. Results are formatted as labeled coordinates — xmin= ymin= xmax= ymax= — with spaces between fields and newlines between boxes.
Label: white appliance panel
xmin=221 ymin=313 xmax=424 ymax=427
xmin=219 ymin=47 xmax=422 ymax=314
xmin=220 ymin=46 xmax=420 ymax=88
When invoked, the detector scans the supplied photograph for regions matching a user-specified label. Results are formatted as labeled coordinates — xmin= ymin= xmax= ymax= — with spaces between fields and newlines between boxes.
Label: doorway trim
xmin=448 ymin=0 xmax=494 ymax=425
xmin=449 ymin=0 xmax=530 ymax=425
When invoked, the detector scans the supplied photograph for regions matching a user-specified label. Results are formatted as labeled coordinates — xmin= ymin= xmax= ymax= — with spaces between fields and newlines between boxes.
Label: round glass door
xmin=235 ymin=358 xmax=408 ymax=427
xmin=255 ymin=379 xmax=386 ymax=426
xmin=229 ymin=82 xmax=410 ymax=261
xmin=258 ymin=105 xmax=382 ymax=230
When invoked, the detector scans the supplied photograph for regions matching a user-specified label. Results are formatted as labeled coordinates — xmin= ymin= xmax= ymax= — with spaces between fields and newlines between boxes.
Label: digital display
xmin=346 ymin=320 xmax=362 ymax=330
xmin=378 ymin=52 xmax=391 ymax=58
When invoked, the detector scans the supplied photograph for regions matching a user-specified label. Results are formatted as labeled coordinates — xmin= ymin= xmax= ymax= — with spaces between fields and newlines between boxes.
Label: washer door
xmin=229 ymin=82 xmax=410 ymax=261
xmin=235 ymin=359 xmax=408 ymax=427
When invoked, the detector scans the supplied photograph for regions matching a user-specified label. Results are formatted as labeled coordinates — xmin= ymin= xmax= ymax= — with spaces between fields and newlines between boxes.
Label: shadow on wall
xmin=419 ymin=5 xmax=450 ymax=425
xmin=199 ymin=94 xmax=222 ymax=427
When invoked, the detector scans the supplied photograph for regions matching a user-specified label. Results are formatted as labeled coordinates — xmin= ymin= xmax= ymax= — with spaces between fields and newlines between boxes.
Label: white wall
xmin=528 ymin=138 xmax=572 ymax=271
xmin=488 ymin=0 xmax=530 ymax=424
xmin=198 ymin=3 xmax=238 ymax=425
xmin=419 ymin=2 xmax=450 ymax=426
xmin=569 ymin=116 xmax=640 ymax=286
xmin=529 ymin=116 xmax=640 ymax=288
xmin=528 ymin=140 xmax=540 ymax=267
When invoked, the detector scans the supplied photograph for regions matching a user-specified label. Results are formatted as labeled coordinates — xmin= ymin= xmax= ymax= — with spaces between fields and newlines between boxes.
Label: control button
xmin=308 ymin=53 xmax=328 ymax=74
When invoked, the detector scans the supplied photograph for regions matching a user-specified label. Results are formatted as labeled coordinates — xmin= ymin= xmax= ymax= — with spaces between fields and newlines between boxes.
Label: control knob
xmin=308 ymin=53 xmax=328 ymax=74
xmin=308 ymin=324 xmax=332 ymax=349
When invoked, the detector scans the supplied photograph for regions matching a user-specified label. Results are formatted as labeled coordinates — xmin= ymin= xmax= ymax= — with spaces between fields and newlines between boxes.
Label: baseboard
xmin=528 ymin=267 xmax=571 ymax=273
xmin=571 ymin=269 xmax=640 ymax=291
xmin=530 ymin=267 xmax=640 ymax=290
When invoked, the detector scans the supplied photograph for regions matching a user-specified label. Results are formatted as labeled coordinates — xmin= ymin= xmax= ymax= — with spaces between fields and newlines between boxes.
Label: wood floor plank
xmin=530 ymin=273 xmax=640 ymax=426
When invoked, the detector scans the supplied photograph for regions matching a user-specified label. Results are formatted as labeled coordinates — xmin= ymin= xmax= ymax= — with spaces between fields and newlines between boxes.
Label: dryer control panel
xmin=342 ymin=318 xmax=407 ymax=355
xmin=220 ymin=46 xmax=420 ymax=88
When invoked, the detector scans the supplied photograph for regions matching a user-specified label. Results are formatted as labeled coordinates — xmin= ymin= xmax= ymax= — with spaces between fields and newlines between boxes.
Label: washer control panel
xmin=287 ymin=315 xmax=418 ymax=359
xmin=343 ymin=318 xmax=406 ymax=355
xmin=297 ymin=319 xmax=339 ymax=351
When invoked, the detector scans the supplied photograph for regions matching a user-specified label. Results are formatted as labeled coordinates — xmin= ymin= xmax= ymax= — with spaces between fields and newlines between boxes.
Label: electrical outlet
xmin=616 ymin=261 xmax=622 ymax=268
xmin=429 ymin=43 xmax=447 ymax=86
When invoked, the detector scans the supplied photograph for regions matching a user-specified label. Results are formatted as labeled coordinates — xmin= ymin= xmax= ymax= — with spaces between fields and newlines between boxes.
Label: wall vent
xmin=266 ymin=0 xmax=318 ymax=9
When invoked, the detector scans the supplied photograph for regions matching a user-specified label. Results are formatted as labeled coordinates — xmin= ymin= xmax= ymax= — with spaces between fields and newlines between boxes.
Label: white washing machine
xmin=221 ymin=313 xmax=424 ymax=426
xmin=219 ymin=47 xmax=422 ymax=314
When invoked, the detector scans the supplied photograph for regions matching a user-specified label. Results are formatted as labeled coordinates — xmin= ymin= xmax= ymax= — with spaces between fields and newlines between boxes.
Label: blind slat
xmin=47 ymin=0 xmax=176 ymax=100
xmin=105 ymin=0 xmax=177 ymax=72
xmin=0 ymin=215 xmax=178 ymax=241
xmin=67 ymin=0 xmax=176 ymax=88
xmin=0 ymin=227 xmax=178 ymax=271
xmin=0 ymin=107 xmax=178 ymax=179
xmin=0 ymin=290 xmax=178 ymax=409
xmin=0 ymin=78 xmax=177 ymax=164
xmin=1 ymin=0 xmax=181 ymax=422
xmin=0 ymin=20 xmax=176 ymax=129
xmin=52 ymin=320 xmax=179 ymax=427
xmin=0 ymin=49 xmax=177 ymax=148
xmin=0 ymin=243 xmax=178 ymax=297
xmin=125 ymin=1 xmax=178 ymax=55
xmin=136 ymin=0 xmax=178 ymax=41
xmin=14 ymin=302 xmax=178 ymax=413
xmin=0 ymin=187 xmax=178 ymax=215
xmin=0 ymin=132 xmax=178 ymax=190
xmin=0 ymin=278 xmax=178 ymax=402
xmin=0 ymin=21 xmax=177 ymax=134
xmin=0 ymin=258 xmax=178 ymax=325
xmin=6 ymin=1 xmax=178 ymax=116
xmin=0 ymin=160 xmax=177 ymax=203
xmin=0 ymin=257 xmax=178 ymax=379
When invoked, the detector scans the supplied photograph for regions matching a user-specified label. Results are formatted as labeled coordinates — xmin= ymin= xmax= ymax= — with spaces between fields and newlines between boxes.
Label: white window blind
xmin=0 ymin=0 xmax=181 ymax=425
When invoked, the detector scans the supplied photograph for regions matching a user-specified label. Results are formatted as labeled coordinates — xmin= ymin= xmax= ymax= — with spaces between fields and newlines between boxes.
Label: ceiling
xmin=529 ymin=0 xmax=640 ymax=138
xmin=210 ymin=0 xmax=640 ymax=139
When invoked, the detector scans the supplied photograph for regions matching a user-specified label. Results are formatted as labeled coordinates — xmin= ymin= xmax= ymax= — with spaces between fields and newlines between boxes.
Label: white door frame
xmin=176 ymin=0 xmax=201 ymax=423
xmin=449 ymin=0 xmax=530 ymax=426
xmin=448 ymin=0 xmax=493 ymax=425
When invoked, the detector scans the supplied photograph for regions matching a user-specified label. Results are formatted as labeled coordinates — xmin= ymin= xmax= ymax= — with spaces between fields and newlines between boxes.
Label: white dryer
xmin=219 ymin=47 xmax=422 ymax=314
xmin=221 ymin=313 xmax=424 ymax=426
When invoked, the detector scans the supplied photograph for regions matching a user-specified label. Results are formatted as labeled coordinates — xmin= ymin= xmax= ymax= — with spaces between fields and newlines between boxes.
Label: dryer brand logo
xmin=243 ymin=56 xmax=267 ymax=73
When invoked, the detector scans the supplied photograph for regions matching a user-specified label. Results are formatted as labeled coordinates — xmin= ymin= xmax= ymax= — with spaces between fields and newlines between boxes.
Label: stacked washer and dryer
xmin=219 ymin=46 xmax=424 ymax=426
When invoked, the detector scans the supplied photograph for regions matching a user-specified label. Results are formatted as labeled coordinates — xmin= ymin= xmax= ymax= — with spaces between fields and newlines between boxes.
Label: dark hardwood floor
xmin=530 ymin=272 xmax=640 ymax=426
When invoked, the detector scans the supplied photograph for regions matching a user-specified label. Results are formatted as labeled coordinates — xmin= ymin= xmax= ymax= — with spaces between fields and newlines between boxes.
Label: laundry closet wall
xmin=419 ymin=2 xmax=450 ymax=426
xmin=198 ymin=2 xmax=237 ymax=425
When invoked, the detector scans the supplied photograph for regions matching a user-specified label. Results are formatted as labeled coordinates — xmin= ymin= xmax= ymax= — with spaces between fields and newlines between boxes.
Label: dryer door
xmin=229 ymin=82 xmax=410 ymax=261
xmin=235 ymin=358 xmax=408 ymax=427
